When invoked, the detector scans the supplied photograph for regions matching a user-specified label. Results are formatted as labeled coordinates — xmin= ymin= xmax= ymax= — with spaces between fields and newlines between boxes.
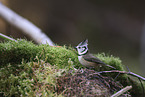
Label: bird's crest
xmin=78 ymin=39 xmax=88 ymax=46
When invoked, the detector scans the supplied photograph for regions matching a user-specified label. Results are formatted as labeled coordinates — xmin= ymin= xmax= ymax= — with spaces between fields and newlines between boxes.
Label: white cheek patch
xmin=78 ymin=46 xmax=88 ymax=55
xmin=81 ymin=47 xmax=85 ymax=52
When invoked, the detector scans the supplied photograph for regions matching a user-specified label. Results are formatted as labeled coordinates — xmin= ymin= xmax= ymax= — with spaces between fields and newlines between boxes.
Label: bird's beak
xmin=74 ymin=46 xmax=77 ymax=48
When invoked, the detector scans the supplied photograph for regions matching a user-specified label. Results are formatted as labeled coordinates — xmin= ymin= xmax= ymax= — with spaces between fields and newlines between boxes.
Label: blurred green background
xmin=0 ymin=0 xmax=144 ymax=76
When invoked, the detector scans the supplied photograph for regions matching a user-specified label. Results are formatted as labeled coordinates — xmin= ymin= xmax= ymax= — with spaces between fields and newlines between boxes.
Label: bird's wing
xmin=83 ymin=54 xmax=106 ymax=64
xmin=83 ymin=54 xmax=116 ymax=69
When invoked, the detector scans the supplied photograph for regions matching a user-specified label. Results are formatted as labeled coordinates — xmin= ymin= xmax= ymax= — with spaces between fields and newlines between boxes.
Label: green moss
xmin=0 ymin=40 xmax=80 ymax=96
xmin=0 ymin=39 xmax=143 ymax=96
xmin=95 ymin=53 xmax=124 ymax=71
xmin=0 ymin=40 xmax=39 ymax=65
xmin=38 ymin=45 xmax=80 ymax=69
xmin=0 ymin=59 xmax=65 ymax=96
xmin=0 ymin=40 xmax=80 ymax=69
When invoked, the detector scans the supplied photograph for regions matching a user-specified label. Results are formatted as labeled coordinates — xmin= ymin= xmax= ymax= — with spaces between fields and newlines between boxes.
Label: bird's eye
xmin=78 ymin=47 xmax=81 ymax=49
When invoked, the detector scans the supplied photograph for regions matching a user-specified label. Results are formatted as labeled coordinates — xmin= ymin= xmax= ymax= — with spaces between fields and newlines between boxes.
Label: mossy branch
xmin=0 ymin=40 xmax=143 ymax=96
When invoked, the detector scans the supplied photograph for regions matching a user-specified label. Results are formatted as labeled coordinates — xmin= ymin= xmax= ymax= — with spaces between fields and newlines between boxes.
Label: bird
xmin=76 ymin=39 xmax=116 ymax=69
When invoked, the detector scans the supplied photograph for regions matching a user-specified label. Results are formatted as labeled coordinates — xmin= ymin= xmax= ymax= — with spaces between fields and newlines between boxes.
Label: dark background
xmin=0 ymin=0 xmax=145 ymax=76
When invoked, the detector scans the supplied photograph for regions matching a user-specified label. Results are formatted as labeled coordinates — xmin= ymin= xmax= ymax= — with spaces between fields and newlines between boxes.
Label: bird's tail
xmin=100 ymin=61 xmax=116 ymax=69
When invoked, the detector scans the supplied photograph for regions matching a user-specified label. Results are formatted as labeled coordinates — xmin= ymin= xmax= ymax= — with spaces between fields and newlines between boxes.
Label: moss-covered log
xmin=0 ymin=40 xmax=144 ymax=96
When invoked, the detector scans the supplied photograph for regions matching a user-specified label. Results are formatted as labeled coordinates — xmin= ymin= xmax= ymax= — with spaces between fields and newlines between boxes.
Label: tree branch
xmin=0 ymin=3 xmax=54 ymax=45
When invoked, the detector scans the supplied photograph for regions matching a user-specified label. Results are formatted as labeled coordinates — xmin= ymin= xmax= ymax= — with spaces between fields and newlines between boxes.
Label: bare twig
xmin=111 ymin=86 xmax=132 ymax=97
xmin=0 ymin=3 xmax=54 ymax=45
xmin=0 ymin=33 xmax=16 ymax=41
xmin=98 ymin=70 xmax=145 ymax=81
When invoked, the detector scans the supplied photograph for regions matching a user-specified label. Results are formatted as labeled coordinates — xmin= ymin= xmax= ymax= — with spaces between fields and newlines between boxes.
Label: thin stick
xmin=0 ymin=33 xmax=16 ymax=41
xmin=98 ymin=70 xmax=145 ymax=81
xmin=111 ymin=86 xmax=132 ymax=97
